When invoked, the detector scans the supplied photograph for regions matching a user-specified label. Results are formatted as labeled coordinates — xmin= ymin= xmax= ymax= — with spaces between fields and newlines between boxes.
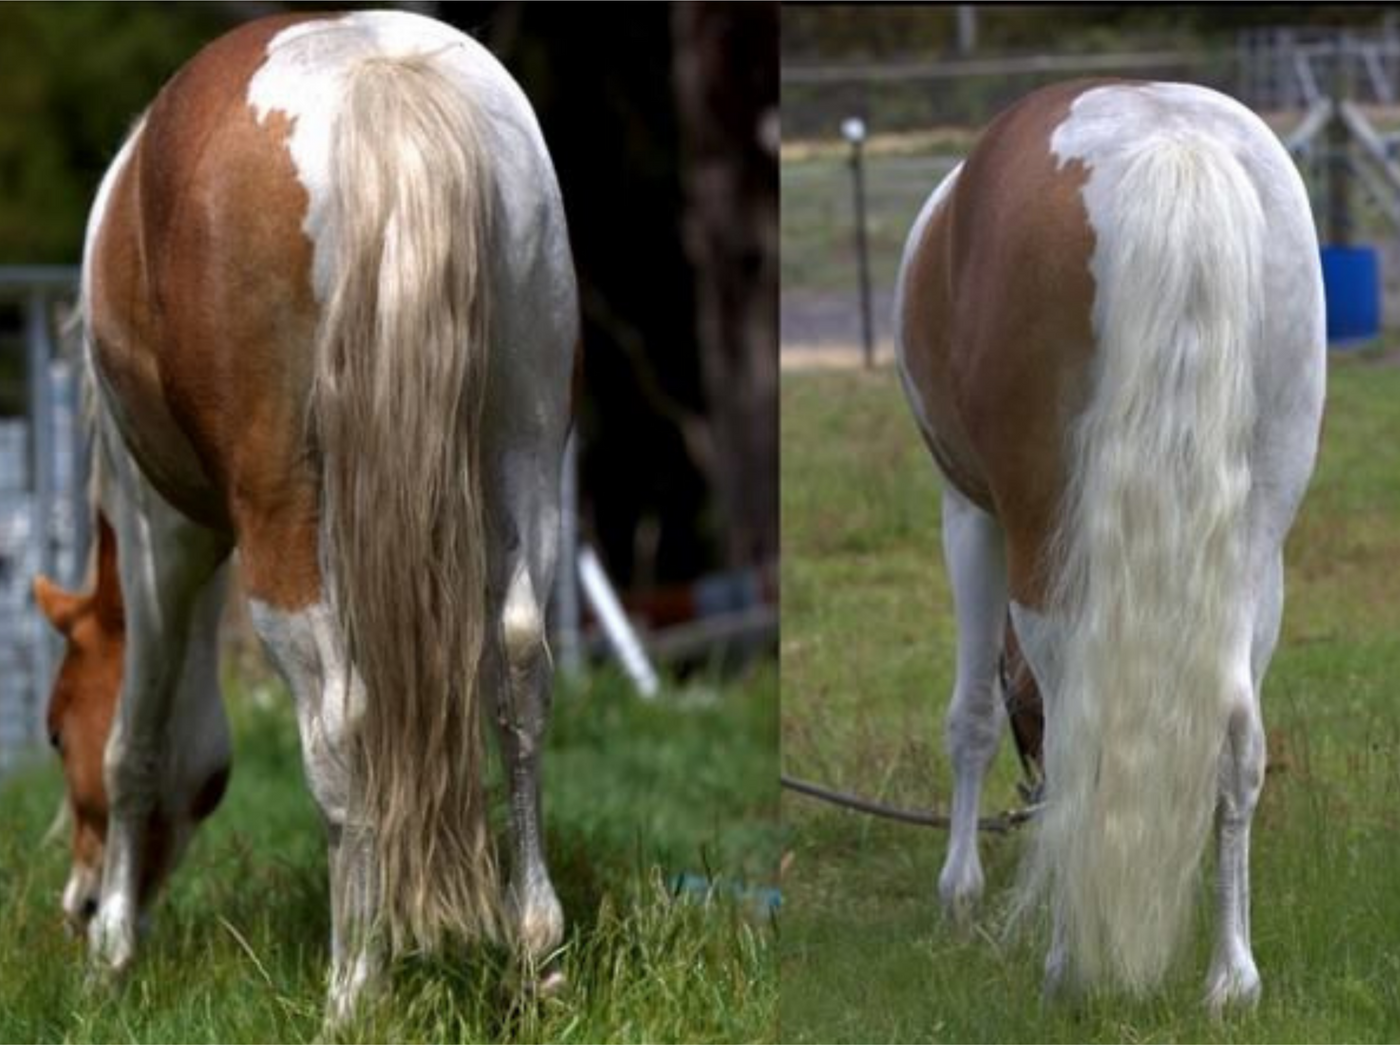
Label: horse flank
xmin=1019 ymin=130 xmax=1264 ymax=991
xmin=315 ymin=52 xmax=499 ymax=950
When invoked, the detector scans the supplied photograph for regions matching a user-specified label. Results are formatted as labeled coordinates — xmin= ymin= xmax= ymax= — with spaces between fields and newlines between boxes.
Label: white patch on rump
xmin=247 ymin=10 xmax=561 ymax=304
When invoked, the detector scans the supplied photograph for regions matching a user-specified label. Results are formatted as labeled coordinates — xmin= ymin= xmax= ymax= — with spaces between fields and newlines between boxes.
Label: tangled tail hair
xmin=314 ymin=52 xmax=499 ymax=951
xmin=1018 ymin=131 xmax=1263 ymax=992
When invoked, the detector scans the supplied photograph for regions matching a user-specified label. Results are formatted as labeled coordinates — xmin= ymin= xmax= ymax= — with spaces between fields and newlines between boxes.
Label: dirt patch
xmin=781 ymin=286 xmax=901 ymax=372
xmin=782 ymin=341 xmax=897 ymax=371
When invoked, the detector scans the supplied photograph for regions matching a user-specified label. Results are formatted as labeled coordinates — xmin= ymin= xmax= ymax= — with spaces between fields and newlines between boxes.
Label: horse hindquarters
xmin=248 ymin=23 xmax=575 ymax=1016
xmin=1025 ymin=116 xmax=1268 ymax=995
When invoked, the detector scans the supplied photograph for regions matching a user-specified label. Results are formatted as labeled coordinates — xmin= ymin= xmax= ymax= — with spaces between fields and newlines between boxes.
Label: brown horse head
xmin=35 ymin=513 xmax=232 ymax=934
xmin=33 ymin=514 xmax=124 ymax=930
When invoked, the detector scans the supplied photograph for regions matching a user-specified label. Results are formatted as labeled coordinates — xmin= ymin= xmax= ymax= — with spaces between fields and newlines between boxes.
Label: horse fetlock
xmin=324 ymin=948 xmax=384 ymax=1030
xmin=533 ymin=966 xmax=568 ymax=998
xmin=937 ymin=854 xmax=984 ymax=927
xmin=494 ymin=682 xmax=548 ymax=760
xmin=88 ymin=895 xmax=139 ymax=973
xmin=1042 ymin=943 xmax=1071 ymax=1003
xmin=510 ymin=880 xmax=564 ymax=962
xmin=62 ymin=862 xmax=103 ymax=933
xmin=1204 ymin=952 xmax=1260 ymax=1016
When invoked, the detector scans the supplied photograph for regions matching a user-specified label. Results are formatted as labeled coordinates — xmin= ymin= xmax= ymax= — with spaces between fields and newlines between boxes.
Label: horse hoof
xmin=937 ymin=856 xmax=984 ymax=932
xmin=324 ymin=950 xmax=383 ymax=1030
xmin=82 ymin=955 xmax=131 ymax=995
xmin=87 ymin=904 xmax=138 ymax=978
xmin=937 ymin=881 xmax=982 ymax=934
xmin=1205 ymin=963 xmax=1261 ymax=1016
xmin=535 ymin=967 xmax=567 ymax=998
xmin=512 ymin=887 xmax=565 ymax=961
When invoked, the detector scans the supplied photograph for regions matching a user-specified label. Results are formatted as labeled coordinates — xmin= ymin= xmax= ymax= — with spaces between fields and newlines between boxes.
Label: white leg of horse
xmin=326 ymin=824 xmax=382 ymax=1022
xmin=1202 ymin=171 xmax=1323 ymax=1005
xmin=1205 ymin=551 xmax=1280 ymax=1012
xmin=937 ymin=483 xmax=1009 ymax=924
xmin=248 ymin=599 xmax=382 ymax=1024
xmin=487 ymin=473 xmax=564 ymax=978
xmin=91 ymin=442 xmax=229 ymax=973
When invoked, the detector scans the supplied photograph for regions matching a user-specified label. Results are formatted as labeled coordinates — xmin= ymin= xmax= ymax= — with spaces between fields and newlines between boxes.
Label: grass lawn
xmin=0 ymin=665 xmax=778 ymax=1043
xmin=780 ymin=352 xmax=1400 ymax=1042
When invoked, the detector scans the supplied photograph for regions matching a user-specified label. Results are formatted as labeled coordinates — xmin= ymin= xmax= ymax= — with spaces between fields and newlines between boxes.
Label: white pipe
xmin=554 ymin=431 xmax=582 ymax=674
xmin=578 ymin=543 xmax=660 ymax=699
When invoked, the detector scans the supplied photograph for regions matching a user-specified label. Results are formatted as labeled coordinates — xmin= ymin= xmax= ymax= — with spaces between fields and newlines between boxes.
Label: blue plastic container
xmin=1321 ymin=244 xmax=1381 ymax=346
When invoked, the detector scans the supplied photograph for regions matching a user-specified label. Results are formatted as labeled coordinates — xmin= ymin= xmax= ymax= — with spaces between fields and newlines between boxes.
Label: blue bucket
xmin=1321 ymin=244 xmax=1381 ymax=346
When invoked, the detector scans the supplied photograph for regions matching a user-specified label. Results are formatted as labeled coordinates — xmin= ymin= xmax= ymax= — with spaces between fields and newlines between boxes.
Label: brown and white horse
xmin=896 ymin=80 xmax=1325 ymax=1007
xmin=32 ymin=10 xmax=576 ymax=1020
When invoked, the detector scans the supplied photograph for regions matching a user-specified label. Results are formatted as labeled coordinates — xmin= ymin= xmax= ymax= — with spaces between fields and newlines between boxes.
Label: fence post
xmin=1328 ymin=35 xmax=1354 ymax=245
xmin=61 ymin=358 xmax=89 ymax=590
xmin=25 ymin=289 xmax=55 ymax=749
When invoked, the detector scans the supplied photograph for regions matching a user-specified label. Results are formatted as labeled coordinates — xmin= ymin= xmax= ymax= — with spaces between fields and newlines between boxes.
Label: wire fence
xmin=783 ymin=28 xmax=1400 ymax=360
xmin=781 ymin=151 xmax=959 ymax=360
xmin=782 ymin=48 xmax=1233 ymax=142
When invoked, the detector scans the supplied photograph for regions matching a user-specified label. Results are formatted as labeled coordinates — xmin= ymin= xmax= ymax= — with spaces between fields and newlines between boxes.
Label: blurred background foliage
xmin=0 ymin=4 xmax=228 ymax=263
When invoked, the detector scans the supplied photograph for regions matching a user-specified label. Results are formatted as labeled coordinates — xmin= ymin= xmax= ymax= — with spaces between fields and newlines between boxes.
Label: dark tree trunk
xmin=672 ymin=2 xmax=779 ymax=571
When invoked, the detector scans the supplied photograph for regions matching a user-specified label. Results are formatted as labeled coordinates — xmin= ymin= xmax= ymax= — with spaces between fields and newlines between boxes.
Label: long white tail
xmin=1025 ymin=132 xmax=1264 ymax=991
xmin=314 ymin=53 xmax=498 ymax=951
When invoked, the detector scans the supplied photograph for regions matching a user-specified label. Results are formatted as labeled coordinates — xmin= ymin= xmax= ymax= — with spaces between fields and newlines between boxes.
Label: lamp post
xmin=842 ymin=116 xmax=874 ymax=369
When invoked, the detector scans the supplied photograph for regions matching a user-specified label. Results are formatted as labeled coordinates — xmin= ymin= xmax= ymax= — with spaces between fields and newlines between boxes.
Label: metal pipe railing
xmin=0 ymin=266 xmax=81 ymax=758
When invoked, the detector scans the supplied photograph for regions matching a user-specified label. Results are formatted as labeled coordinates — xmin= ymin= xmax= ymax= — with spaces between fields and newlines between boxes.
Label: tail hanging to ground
xmin=1019 ymin=130 xmax=1264 ymax=992
xmin=313 ymin=52 xmax=499 ymax=952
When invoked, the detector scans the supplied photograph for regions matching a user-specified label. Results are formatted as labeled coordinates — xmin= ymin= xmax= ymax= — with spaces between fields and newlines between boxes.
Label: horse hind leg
xmin=1205 ymin=550 xmax=1279 ymax=1013
xmin=937 ymin=483 xmax=1009 ymax=925
xmin=245 ymin=594 xmax=384 ymax=1025
xmin=490 ymin=551 xmax=565 ymax=982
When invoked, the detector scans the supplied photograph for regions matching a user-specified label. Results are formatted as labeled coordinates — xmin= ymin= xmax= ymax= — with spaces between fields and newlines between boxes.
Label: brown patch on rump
xmin=89 ymin=14 xmax=324 ymax=609
xmin=901 ymin=81 xmax=1106 ymax=607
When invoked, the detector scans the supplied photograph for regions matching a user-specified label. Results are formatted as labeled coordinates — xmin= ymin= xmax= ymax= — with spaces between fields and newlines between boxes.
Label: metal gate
xmin=0 ymin=267 xmax=86 ymax=770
